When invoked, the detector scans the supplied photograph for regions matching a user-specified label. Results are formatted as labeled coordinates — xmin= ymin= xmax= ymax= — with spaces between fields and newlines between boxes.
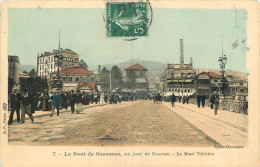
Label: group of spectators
xmin=168 ymin=94 xmax=190 ymax=107
xmin=168 ymin=91 xmax=220 ymax=115
xmin=8 ymin=87 xmax=125 ymax=125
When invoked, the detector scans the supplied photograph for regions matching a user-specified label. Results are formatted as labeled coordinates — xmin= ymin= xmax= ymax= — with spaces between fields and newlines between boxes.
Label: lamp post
xmin=51 ymin=50 xmax=63 ymax=90
xmin=218 ymin=54 xmax=228 ymax=96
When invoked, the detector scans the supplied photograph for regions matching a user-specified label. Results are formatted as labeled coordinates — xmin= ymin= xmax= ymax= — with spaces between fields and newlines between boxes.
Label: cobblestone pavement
xmin=8 ymin=100 xmax=217 ymax=146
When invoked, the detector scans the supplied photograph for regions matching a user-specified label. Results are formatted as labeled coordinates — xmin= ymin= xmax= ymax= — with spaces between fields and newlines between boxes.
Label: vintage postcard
xmin=0 ymin=0 xmax=259 ymax=166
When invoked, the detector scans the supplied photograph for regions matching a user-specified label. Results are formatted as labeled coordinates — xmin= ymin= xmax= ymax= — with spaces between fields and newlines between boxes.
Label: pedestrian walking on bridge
xmin=196 ymin=93 xmax=201 ymax=108
xmin=100 ymin=92 xmax=104 ymax=106
xmin=201 ymin=93 xmax=206 ymax=108
xmin=171 ymin=93 xmax=176 ymax=107
xmin=8 ymin=87 xmax=21 ymax=125
xmin=212 ymin=91 xmax=219 ymax=115
xmin=20 ymin=88 xmax=34 ymax=123
xmin=186 ymin=95 xmax=189 ymax=104
xmin=209 ymin=94 xmax=214 ymax=109
xmin=182 ymin=96 xmax=186 ymax=104
xmin=69 ymin=90 xmax=77 ymax=114
xmin=50 ymin=90 xmax=61 ymax=117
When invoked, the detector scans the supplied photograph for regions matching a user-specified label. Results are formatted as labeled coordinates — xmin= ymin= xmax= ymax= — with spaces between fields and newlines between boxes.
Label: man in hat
xmin=196 ymin=93 xmax=201 ymax=108
xmin=8 ymin=87 xmax=22 ymax=124
xmin=68 ymin=89 xmax=77 ymax=114
xmin=50 ymin=90 xmax=61 ymax=117
xmin=201 ymin=92 xmax=206 ymax=108
xmin=20 ymin=88 xmax=34 ymax=123
xmin=212 ymin=91 xmax=220 ymax=115
xmin=75 ymin=89 xmax=83 ymax=113
xmin=170 ymin=93 xmax=176 ymax=107
xmin=60 ymin=91 xmax=68 ymax=110
xmin=42 ymin=89 xmax=50 ymax=111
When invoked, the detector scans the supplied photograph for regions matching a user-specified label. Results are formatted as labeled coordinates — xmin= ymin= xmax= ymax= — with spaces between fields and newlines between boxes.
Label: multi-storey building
xmin=162 ymin=39 xmax=196 ymax=97
xmin=194 ymin=72 xmax=221 ymax=96
xmin=8 ymin=55 xmax=20 ymax=84
xmin=37 ymin=48 xmax=79 ymax=77
xmin=50 ymin=66 xmax=94 ymax=91
xmin=124 ymin=63 xmax=149 ymax=98
xmin=163 ymin=63 xmax=196 ymax=97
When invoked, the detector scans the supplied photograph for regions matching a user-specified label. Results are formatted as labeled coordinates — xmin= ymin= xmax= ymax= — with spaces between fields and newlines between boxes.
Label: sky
xmin=8 ymin=8 xmax=247 ymax=73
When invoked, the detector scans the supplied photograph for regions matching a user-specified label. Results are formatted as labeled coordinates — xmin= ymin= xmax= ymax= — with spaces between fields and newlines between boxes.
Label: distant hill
xmin=20 ymin=64 xmax=37 ymax=73
xmin=88 ymin=59 xmax=166 ymax=74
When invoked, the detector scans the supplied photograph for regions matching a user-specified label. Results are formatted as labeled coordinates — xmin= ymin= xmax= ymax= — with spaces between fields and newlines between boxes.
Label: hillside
xmin=89 ymin=59 xmax=166 ymax=74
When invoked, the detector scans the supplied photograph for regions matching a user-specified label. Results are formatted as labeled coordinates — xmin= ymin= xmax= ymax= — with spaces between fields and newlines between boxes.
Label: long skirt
xmin=76 ymin=103 xmax=83 ymax=113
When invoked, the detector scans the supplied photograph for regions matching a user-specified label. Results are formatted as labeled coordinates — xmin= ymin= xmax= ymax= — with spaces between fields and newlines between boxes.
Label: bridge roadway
xmin=8 ymin=100 xmax=223 ymax=146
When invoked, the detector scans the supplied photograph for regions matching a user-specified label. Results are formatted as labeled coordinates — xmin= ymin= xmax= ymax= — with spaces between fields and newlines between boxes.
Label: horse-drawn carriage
xmin=153 ymin=93 xmax=162 ymax=104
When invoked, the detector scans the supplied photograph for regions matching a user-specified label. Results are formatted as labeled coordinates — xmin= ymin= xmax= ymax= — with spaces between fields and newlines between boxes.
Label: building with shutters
xmin=194 ymin=72 xmax=221 ymax=96
xmin=161 ymin=39 xmax=196 ymax=97
xmin=50 ymin=66 xmax=95 ymax=91
xmin=123 ymin=63 xmax=149 ymax=99
xmin=37 ymin=48 xmax=79 ymax=77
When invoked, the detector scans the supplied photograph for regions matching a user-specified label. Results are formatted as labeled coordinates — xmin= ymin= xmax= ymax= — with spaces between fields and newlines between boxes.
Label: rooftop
xmin=60 ymin=66 xmax=93 ymax=75
xmin=197 ymin=72 xmax=221 ymax=79
xmin=124 ymin=63 xmax=147 ymax=71
xmin=39 ymin=48 xmax=78 ymax=57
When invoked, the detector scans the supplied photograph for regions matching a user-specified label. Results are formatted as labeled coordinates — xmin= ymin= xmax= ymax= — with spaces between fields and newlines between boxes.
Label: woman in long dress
xmin=100 ymin=92 xmax=104 ymax=106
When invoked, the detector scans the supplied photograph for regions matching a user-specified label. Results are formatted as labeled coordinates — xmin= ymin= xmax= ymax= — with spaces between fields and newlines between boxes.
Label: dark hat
xmin=24 ymin=88 xmax=30 ymax=91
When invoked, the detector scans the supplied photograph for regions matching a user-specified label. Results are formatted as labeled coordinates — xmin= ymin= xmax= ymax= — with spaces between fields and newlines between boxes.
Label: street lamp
xmin=218 ymin=54 xmax=229 ymax=96
xmin=51 ymin=51 xmax=63 ymax=89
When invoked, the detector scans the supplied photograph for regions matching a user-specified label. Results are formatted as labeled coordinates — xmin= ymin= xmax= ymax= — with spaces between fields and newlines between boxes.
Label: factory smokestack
xmin=190 ymin=57 xmax=193 ymax=67
xmin=97 ymin=65 xmax=101 ymax=74
xmin=180 ymin=39 xmax=184 ymax=65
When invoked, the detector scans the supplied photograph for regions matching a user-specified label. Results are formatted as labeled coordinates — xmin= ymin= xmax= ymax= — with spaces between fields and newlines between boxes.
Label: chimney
xmin=97 ymin=65 xmax=101 ymax=74
xmin=190 ymin=57 xmax=193 ymax=67
xmin=180 ymin=39 xmax=184 ymax=65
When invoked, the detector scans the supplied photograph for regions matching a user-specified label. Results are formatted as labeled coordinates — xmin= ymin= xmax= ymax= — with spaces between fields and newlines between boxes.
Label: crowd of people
xmin=8 ymin=87 xmax=129 ymax=125
xmin=8 ymin=87 xmax=221 ymax=125
xmin=168 ymin=91 xmax=220 ymax=115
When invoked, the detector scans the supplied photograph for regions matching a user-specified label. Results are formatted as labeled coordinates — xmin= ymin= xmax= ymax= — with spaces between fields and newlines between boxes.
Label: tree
xmin=99 ymin=67 xmax=110 ymax=91
xmin=29 ymin=68 xmax=37 ymax=77
xmin=110 ymin=65 xmax=122 ymax=89
xmin=22 ymin=71 xmax=28 ymax=74
xmin=78 ymin=59 xmax=88 ymax=69
xmin=20 ymin=77 xmax=48 ymax=93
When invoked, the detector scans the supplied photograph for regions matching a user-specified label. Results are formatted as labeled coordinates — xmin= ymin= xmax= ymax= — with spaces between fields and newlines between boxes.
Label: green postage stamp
xmin=106 ymin=1 xmax=152 ymax=38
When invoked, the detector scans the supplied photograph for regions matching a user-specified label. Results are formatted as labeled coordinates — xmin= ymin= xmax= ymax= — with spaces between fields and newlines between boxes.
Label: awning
xmin=164 ymin=92 xmax=173 ymax=96
xmin=166 ymin=79 xmax=193 ymax=83
xmin=166 ymin=80 xmax=179 ymax=83
xmin=172 ymin=92 xmax=196 ymax=96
